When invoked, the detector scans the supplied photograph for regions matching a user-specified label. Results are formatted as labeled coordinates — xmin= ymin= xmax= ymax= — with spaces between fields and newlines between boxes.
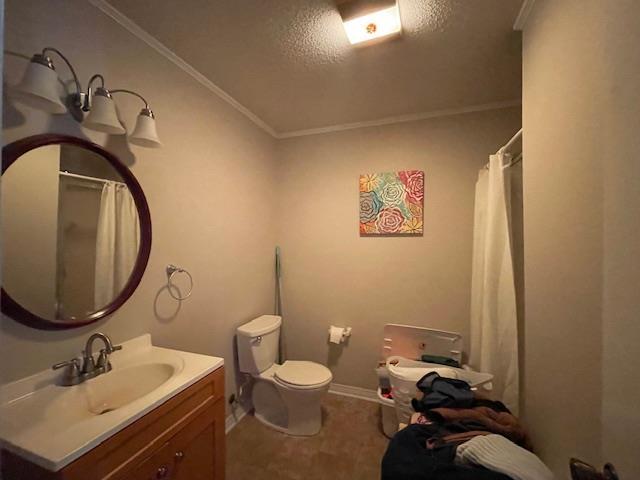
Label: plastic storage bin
xmin=386 ymin=356 xmax=493 ymax=425
xmin=377 ymin=387 xmax=397 ymax=438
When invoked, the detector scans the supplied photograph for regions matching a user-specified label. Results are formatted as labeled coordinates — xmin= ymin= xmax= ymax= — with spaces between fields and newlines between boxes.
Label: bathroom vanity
xmin=0 ymin=335 xmax=225 ymax=480
xmin=0 ymin=134 xmax=225 ymax=478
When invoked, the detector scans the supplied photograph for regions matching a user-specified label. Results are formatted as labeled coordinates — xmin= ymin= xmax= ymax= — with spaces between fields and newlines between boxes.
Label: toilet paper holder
xmin=328 ymin=326 xmax=352 ymax=343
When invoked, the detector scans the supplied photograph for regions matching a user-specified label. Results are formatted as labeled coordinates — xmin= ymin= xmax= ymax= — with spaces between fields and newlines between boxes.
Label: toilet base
xmin=254 ymin=411 xmax=293 ymax=435
xmin=251 ymin=377 xmax=329 ymax=436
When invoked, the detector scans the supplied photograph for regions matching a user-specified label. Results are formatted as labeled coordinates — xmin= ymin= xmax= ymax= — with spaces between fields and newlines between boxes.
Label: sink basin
xmin=0 ymin=334 xmax=224 ymax=471
xmin=81 ymin=363 xmax=175 ymax=415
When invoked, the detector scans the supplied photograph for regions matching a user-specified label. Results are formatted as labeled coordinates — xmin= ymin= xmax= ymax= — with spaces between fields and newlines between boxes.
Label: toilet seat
xmin=274 ymin=361 xmax=332 ymax=389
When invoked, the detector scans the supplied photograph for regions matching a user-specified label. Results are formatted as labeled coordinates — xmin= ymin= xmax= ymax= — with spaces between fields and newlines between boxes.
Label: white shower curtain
xmin=94 ymin=183 xmax=140 ymax=309
xmin=470 ymin=153 xmax=519 ymax=413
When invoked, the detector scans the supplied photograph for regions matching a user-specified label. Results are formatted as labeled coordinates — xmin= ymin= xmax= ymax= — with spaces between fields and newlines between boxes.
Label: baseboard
xmin=329 ymin=383 xmax=379 ymax=403
xmin=225 ymin=403 xmax=250 ymax=434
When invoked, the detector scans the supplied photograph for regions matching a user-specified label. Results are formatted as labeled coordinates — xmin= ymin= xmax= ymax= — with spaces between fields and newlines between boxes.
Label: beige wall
xmin=1 ymin=0 xmax=278 ymax=414
xmin=523 ymin=0 xmax=640 ymax=477
xmin=275 ymin=108 xmax=521 ymax=390
xmin=57 ymin=176 xmax=101 ymax=318
xmin=1 ymin=1 xmax=520 ymax=414
xmin=2 ymin=145 xmax=60 ymax=319
xmin=523 ymin=0 xmax=604 ymax=473
xmin=600 ymin=2 xmax=640 ymax=477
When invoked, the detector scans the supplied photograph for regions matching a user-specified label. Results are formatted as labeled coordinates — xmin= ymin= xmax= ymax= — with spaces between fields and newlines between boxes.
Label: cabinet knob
xmin=175 ymin=450 xmax=184 ymax=459
xmin=156 ymin=465 xmax=169 ymax=478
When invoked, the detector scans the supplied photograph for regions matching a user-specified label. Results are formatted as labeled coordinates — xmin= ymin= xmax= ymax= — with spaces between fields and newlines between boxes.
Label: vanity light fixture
xmin=338 ymin=0 xmax=402 ymax=45
xmin=10 ymin=47 xmax=161 ymax=148
xmin=82 ymin=78 xmax=126 ymax=135
xmin=114 ymin=90 xmax=162 ymax=148
xmin=10 ymin=52 xmax=68 ymax=113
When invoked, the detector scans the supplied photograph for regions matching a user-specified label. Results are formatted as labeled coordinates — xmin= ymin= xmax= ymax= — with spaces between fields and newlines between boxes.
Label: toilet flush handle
xmin=253 ymin=336 xmax=262 ymax=345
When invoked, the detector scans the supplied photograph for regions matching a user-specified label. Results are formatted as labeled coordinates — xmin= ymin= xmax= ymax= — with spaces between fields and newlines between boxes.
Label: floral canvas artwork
xmin=359 ymin=170 xmax=424 ymax=235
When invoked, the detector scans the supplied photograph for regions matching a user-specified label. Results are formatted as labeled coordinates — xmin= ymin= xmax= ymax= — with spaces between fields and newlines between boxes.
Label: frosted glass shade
xmin=11 ymin=60 xmax=67 ymax=114
xmin=83 ymin=90 xmax=126 ymax=135
xmin=129 ymin=110 xmax=162 ymax=148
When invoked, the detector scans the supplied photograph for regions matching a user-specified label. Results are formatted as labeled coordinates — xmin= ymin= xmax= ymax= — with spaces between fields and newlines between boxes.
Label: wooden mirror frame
xmin=1 ymin=134 xmax=152 ymax=330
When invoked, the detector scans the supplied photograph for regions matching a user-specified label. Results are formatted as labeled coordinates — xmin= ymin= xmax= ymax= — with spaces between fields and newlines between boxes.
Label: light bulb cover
xmin=82 ymin=88 xmax=126 ymax=135
xmin=129 ymin=108 xmax=162 ymax=148
xmin=341 ymin=2 xmax=401 ymax=45
xmin=10 ymin=54 xmax=67 ymax=114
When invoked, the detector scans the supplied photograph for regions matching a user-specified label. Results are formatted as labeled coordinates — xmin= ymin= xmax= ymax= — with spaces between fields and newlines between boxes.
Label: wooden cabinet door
xmin=129 ymin=442 xmax=175 ymax=480
xmin=172 ymin=424 xmax=215 ymax=480
xmin=170 ymin=400 xmax=225 ymax=480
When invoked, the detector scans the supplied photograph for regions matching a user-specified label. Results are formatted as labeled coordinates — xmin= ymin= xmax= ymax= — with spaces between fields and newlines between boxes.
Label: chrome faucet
xmin=82 ymin=333 xmax=122 ymax=377
xmin=52 ymin=333 xmax=122 ymax=386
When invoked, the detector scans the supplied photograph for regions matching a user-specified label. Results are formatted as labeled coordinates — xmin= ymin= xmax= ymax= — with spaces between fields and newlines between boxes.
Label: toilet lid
xmin=275 ymin=361 xmax=332 ymax=387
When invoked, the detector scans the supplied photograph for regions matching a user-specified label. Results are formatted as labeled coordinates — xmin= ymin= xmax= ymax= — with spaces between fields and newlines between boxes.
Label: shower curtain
xmin=94 ymin=182 xmax=140 ymax=309
xmin=470 ymin=153 xmax=519 ymax=413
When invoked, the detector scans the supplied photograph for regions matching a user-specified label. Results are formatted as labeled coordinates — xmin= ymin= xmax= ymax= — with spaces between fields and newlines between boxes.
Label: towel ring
xmin=166 ymin=264 xmax=193 ymax=300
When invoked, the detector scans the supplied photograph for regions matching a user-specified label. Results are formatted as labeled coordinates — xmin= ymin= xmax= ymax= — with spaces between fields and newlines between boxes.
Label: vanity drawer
xmin=120 ymin=398 xmax=224 ymax=480
xmin=129 ymin=442 xmax=175 ymax=480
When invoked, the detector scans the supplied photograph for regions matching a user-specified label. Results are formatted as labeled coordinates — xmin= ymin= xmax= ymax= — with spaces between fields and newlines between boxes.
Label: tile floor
xmin=226 ymin=393 xmax=389 ymax=479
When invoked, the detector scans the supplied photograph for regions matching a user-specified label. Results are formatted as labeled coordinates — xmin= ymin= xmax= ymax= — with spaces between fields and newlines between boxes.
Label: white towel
xmin=455 ymin=434 xmax=554 ymax=480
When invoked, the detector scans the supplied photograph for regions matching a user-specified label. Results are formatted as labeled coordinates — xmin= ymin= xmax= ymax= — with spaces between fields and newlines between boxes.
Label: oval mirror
xmin=1 ymin=134 xmax=151 ymax=329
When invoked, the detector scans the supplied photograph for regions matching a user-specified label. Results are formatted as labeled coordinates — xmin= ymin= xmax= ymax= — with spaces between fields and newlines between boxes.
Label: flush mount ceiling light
xmin=338 ymin=0 xmax=402 ymax=45
xmin=11 ymin=47 xmax=161 ymax=148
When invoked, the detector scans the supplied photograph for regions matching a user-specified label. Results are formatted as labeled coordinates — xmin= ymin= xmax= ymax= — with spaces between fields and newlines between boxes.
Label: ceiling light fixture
xmin=338 ymin=0 xmax=402 ymax=45
xmin=11 ymin=47 xmax=161 ymax=148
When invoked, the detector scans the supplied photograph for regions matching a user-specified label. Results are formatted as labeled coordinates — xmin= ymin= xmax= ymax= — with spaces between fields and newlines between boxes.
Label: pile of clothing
xmin=382 ymin=372 xmax=553 ymax=480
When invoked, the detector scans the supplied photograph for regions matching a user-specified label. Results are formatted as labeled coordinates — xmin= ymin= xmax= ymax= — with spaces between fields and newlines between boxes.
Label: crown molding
xmin=513 ymin=0 xmax=536 ymax=31
xmin=88 ymin=0 xmax=278 ymax=138
xmin=89 ymin=0 xmax=522 ymax=140
xmin=276 ymin=99 xmax=522 ymax=139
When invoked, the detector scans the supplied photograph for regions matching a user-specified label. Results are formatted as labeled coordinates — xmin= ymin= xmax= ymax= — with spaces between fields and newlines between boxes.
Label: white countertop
xmin=0 ymin=334 xmax=224 ymax=472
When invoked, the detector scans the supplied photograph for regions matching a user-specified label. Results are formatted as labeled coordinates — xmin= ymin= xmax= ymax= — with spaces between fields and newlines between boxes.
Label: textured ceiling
xmin=106 ymin=0 xmax=523 ymax=134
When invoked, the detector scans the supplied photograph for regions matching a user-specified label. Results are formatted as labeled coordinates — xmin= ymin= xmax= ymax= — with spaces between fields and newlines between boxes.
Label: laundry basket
xmin=386 ymin=356 xmax=494 ymax=425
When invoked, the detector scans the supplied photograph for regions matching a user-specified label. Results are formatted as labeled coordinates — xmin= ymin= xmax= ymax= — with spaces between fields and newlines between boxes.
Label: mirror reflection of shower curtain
xmin=470 ymin=153 xmax=519 ymax=413
xmin=94 ymin=182 xmax=140 ymax=309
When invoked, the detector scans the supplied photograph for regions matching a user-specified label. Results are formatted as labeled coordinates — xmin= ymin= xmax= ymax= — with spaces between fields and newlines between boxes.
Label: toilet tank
xmin=236 ymin=315 xmax=282 ymax=374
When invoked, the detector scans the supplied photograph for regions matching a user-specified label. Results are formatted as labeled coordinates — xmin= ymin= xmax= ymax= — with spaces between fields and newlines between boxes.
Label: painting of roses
xmin=359 ymin=170 xmax=424 ymax=235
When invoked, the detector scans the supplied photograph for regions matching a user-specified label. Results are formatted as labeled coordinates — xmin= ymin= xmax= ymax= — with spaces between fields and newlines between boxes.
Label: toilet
xmin=236 ymin=315 xmax=333 ymax=436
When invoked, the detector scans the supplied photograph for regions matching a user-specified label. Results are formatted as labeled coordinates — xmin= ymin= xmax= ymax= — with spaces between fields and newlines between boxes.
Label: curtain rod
xmin=482 ymin=154 xmax=522 ymax=171
xmin=60 ymin=170 xmax=126 ymax=187
xmin=504 ymin=152 xmax=523 ymax=169
xmin=483 ymin=129 xmax=524 ymax=170
xmin=497 ymin=128 xmax=523 ymax=155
